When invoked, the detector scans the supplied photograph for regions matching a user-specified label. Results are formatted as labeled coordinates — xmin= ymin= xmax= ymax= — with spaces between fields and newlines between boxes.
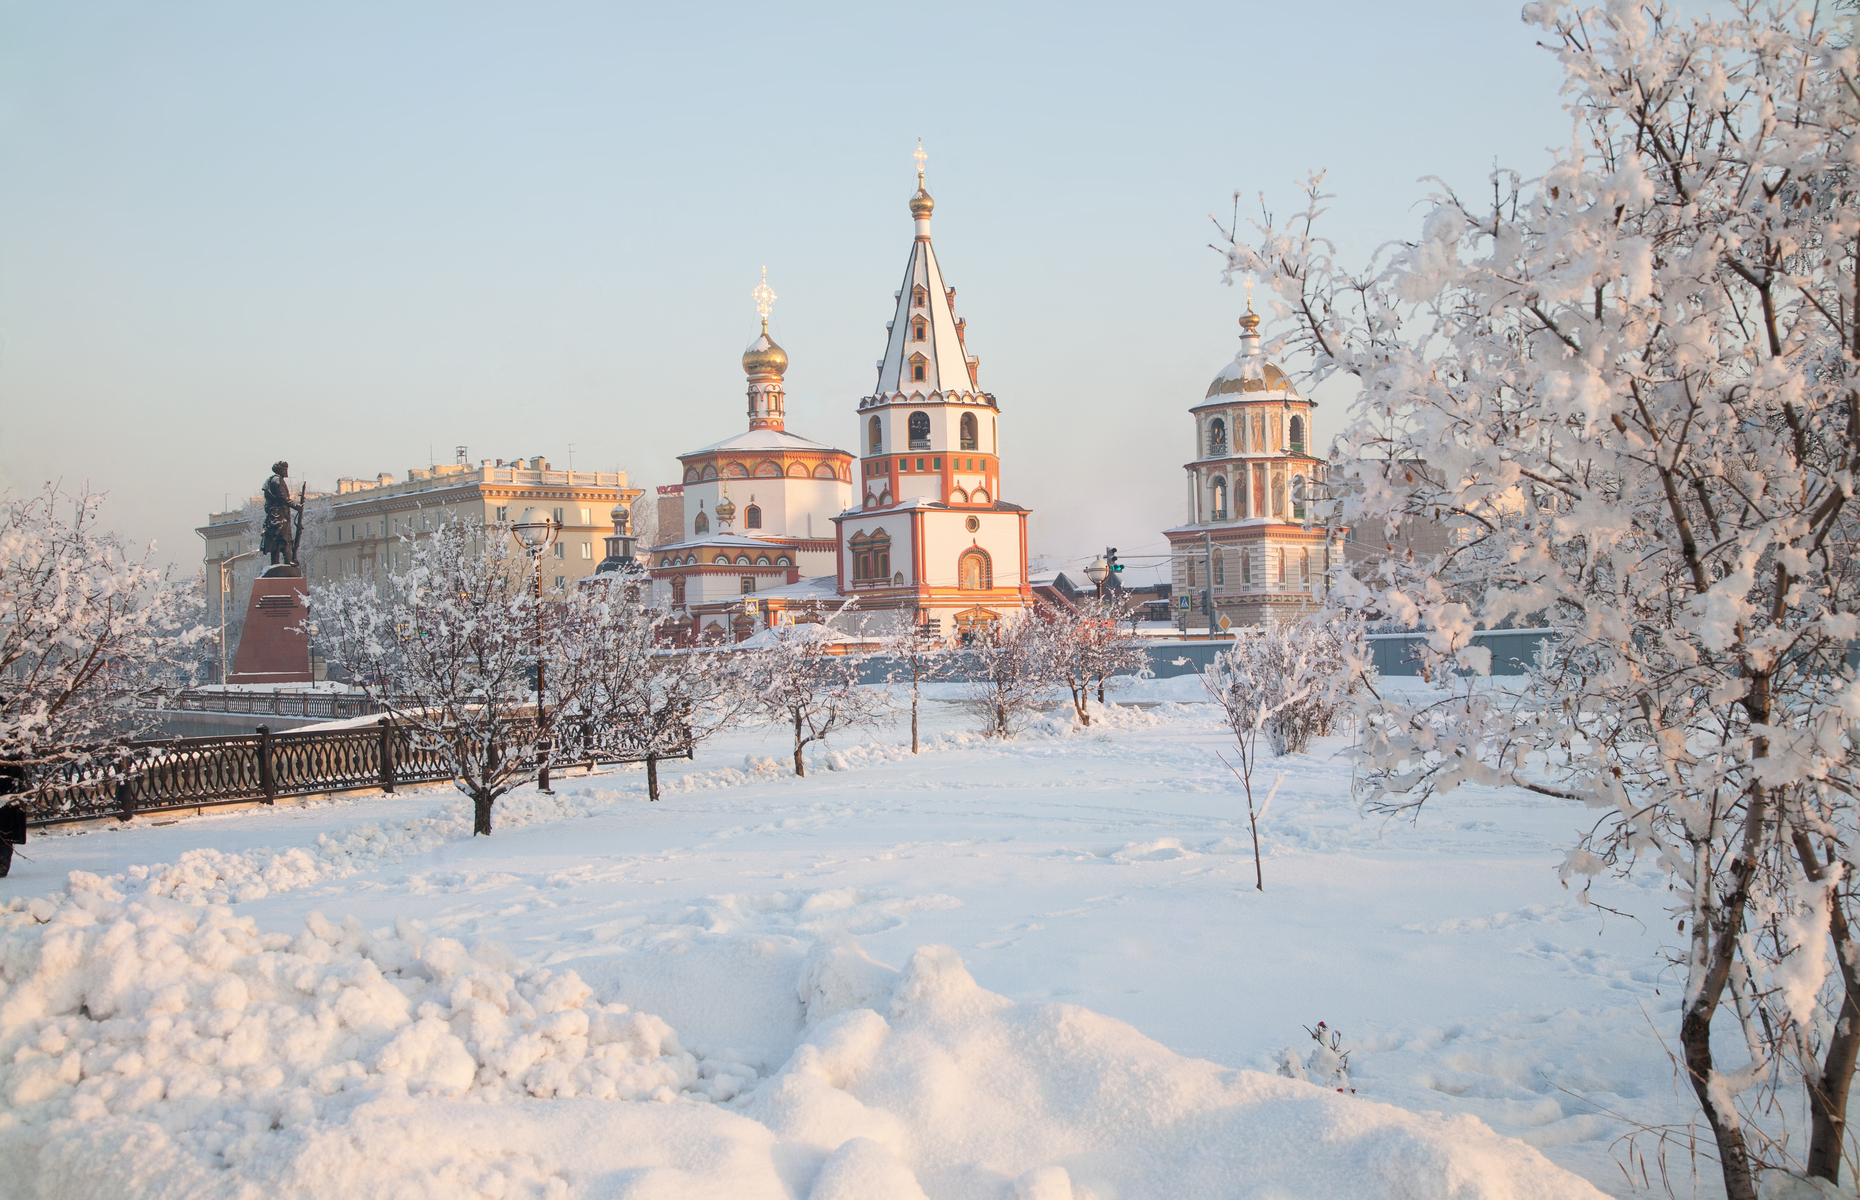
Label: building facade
xmin=1162 ymin=307 xmax=1332 ymax=629
xmin=830 ymin=155 xmax=1032 ymax=637
xmin=644 ymin=293 xmax=857 ymax=641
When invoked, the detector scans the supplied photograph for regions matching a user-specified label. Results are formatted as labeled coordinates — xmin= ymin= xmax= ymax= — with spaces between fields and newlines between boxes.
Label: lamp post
xmin=1084 ymin=556 xmax=1108 ymax=602
xmin=509 ymin=507 xmax=560 ymax=793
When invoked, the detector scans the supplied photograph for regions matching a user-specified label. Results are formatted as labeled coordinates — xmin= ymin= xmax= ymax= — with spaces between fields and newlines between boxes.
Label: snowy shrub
xmin=962 ymin=610 xmax=1060 ymax=738
xmin=1048 ymin=595 xmax=1150 ymax=728
xmin=880 ymin=620 xmax=953 ymax=753
xmin=735 ymin=615 xmax=886 ymax=776
xmin=1221 ymin=4 xmax=1860 ymax=1192
xmin=0 ymin=486 xmax=205 ymax=785
xmin=1205 ymin=617 xmax=1357 ymax=758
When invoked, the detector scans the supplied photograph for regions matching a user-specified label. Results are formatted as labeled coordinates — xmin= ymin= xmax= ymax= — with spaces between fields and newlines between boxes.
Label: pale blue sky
xmin=0 ymin=1 xmax=1569 ymax=583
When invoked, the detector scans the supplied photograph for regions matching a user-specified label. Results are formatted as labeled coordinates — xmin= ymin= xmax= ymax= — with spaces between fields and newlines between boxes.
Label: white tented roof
xmin=874 ymin=206 xmax=976 ymax=397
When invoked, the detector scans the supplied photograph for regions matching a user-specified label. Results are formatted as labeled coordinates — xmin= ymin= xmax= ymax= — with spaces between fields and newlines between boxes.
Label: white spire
xmin=873 ymin=145 xmax=978 ymax=398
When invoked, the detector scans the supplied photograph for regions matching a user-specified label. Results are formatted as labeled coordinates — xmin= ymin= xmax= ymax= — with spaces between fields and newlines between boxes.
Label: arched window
xmin=910 ymin=355 xmax=927 ymax=383
xmin=869 ymin=415 xmax=883 ymax=453
xmin=1211 ymin=477 xmax=1228 ymax=521
xmin=1291 ymin=475 xmax=1306 ymax=520
xmin=1241 ymin=548 xmax=1252 ymax=584
xmin=958 ymin=548 xmax=992 ymax=590
xmin=1301 ymin=548 xmax=1311 ymax=582
xmin=912 ymin=318 xmax=927 ymax=341
xmin=1209 ymin=418 xmax=1226 ymax=456
xmin=1289 ymin=415 xmax=1306 ymax=455
xmin=908 ymin=411 xmax=931 ymax=449
xmin=912 ymin=285 xmax=927 ymax=307
xmin=850 ymin=529 xmax=892 ymax=583
xmin=960 ymin=412 xmax=978 ymax=451
xmin=693 ymin=511 xmax=710 ymax=535
xmin=745 ymin=504 xmax=762 ymax=529
xmin=671 ymin=576 xmax=686 ymax=605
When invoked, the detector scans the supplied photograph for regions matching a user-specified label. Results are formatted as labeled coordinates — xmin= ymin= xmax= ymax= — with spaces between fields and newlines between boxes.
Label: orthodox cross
xmin=752 ymin=266 xmax=776 ymax=326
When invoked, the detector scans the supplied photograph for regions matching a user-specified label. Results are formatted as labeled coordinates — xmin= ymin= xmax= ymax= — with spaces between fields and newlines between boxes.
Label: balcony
xmin=909 ymin=438 xmax=931 ymax=451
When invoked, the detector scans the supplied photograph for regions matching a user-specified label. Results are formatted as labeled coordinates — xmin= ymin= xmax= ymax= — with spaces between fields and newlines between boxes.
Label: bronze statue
xmin=261 ymin=460 xmax=304 ymax=571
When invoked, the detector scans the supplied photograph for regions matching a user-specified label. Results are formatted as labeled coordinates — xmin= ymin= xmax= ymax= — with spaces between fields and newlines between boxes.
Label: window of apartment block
xmin=553 ymin=507 xmax=564 ymax=523
xmin=580 ymin=542 xmax=592 ymax=559
xmin=554 ymin=575 xmax=565 ymax=590
xmin=496 ymin=507 xmax=508 ymax=523
xmin=552 ymin=543 xmax=564 ymax=558
xmin=580 ymin=508 xmax=591 ymax=524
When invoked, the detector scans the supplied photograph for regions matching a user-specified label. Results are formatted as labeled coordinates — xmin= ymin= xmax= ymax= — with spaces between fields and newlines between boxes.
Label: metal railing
xmin=18 ymin=717 xmax=689 ymax=828
xmin=149 ymin=689 xmax=389 ymax=720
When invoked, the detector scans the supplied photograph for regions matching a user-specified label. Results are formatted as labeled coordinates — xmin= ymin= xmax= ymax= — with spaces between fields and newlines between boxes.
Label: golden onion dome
xmin=910 ymin=185 xmax=935 ymax=218
xmin=715 ymin=494 xmax=737 ymax=524
xmin=742 ymin=321 xmax=788 ymax=377
xmin=609 ymin=502 xmax=628 ymax=522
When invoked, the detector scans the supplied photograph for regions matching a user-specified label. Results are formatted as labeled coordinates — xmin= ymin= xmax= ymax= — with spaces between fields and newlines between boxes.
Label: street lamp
xmin=1084 ymin=556 xmax=1108 ymax=602
xmin=509 ymin=507 xmax=560 ymax=793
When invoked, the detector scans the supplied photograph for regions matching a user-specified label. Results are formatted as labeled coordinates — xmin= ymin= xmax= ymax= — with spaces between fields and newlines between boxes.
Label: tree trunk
xmin=473 ymin=791 xmax=494 ymax=836
xmin=911 ymin=688 xmax=919 ymax=754
xmin=793 ymin=712 xmax=806 ymax=777
xmin=1681 ymin=1001 xmax=1757 ymax=1200
xmin=1796 ymin=829 xmax=1860 ymax=1183
xmin=646 ymin=754 xmax=659 ymax=801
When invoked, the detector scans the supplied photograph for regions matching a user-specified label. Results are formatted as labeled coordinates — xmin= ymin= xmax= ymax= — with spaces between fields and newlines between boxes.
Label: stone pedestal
xmin=228 ymin=577 xmax=313 ymax=685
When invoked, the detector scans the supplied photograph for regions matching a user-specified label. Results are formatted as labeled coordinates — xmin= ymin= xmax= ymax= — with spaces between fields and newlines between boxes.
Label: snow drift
xmin=0 ymin=870 xmax=1602 ymax=1200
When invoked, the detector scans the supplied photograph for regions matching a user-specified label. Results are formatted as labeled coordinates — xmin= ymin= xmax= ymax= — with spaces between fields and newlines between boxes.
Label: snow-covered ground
xmin=0 ymin=684 xmax=1698 ymax=1199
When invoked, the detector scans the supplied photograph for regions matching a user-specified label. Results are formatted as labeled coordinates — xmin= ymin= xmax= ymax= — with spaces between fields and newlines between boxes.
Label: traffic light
xmin=1106 ymin=547 xmax=1122 ymax=573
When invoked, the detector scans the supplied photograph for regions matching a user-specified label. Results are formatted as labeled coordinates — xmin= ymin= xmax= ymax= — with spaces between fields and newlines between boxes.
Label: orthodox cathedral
xmin=1162 ymin=294 xmax=1332 ymax=629
xmin=645 ymin=151 xmax=1032 ymax=641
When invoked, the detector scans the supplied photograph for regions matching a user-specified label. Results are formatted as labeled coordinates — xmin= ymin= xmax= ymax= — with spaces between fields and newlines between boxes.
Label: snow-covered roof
xmin=681 ymin=427 xmax=845 ymax=457
xmin=749 ymin=574 xmax=842 ymax=602
xmin=646 ymin=531 xmax=803 ymax=555
xmin=837 ymin=497 xmax=1029 ymax=518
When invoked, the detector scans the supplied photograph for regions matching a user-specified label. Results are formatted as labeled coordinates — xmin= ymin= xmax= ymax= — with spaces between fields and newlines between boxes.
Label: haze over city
xmin=0 ymin=1 xmax=1564 ymax=582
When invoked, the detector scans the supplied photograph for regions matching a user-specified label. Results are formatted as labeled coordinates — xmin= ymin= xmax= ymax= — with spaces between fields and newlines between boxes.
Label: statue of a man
xmin=261 ymin=460 xmax=303 ymax=568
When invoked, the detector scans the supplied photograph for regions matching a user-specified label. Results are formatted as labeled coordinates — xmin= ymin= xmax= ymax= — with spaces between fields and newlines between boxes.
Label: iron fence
xmin=18 ymin=717 xmax=687 ymax=829
xmin=146 ymin=689 xmax=390 ymax=720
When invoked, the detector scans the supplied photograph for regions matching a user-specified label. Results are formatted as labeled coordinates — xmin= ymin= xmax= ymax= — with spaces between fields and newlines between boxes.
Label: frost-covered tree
xmin=737 ymin=616 xmax=886 ymax=776
xmin=309 ymin=518 xmax=546 ymax=835
xmin=880 ymin=620 xmax=951 ymax=753
xmin=964 ymin=610 xmax=1059 ymax=738
xmin=550 ymin=587 xmax=735 ymax=800
xmin=0 ymin=486 xmax=204 ymax=786
xmin=1220 ymin=4 xmax=1860 ymax=1192
xmin=1050 ymin=596 xmax=1149 ymax=726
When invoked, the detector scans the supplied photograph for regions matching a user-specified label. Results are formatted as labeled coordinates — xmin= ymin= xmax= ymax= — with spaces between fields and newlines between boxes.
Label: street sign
xmin=1176 ymin=596 xmax=1191 ymax=611
xmin=1218 ymin=615 xmax=1232 ymax=631
xmin=744 ymin=598 xmax=760 ymax=616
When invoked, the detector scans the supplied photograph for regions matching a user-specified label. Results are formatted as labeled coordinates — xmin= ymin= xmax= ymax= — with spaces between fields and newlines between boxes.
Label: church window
xmin=745 ymin=504 xmax=762 ymax=529
xmin=741 ymin=577 xmax=755 ymax=594
xmin=912 ymin=360 xmax=926 ymax=382
xmin=1291 ymin=475 xmax=1306 ymax=520
xmin=1241 ymin=548 xmax=1252 ymax=584
xmin=694 ymin=511 xmax=710 ymax=535
xmin=960 ymin=413 xmax=978 ymax=450
xmin=671 ymin=576 xmax=686 ymax=605
xmin=958 ymin=548 xmax=992 ymax=590
xmin=912 ymin=285 xmax=926 ymax=307
xmin=869 ymin=416 xmax=883 ymax=453
xmin=912 ymin=318 xmax=927 ymax=341
xmin=1211 ymin=477 xmax=1227 ymax=520
xmin=851 ymin=529 xmax=893 ymax=583
xmin=1209 ymin=418 xmax=1226 ymax=456
xmin=909 ymin=411 xmax=930 ymax=449
xmin=1301 ymin=548 xmax=1311 ymax=582
xmin=1289 ymin=415 xmax=1306 ymax=455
